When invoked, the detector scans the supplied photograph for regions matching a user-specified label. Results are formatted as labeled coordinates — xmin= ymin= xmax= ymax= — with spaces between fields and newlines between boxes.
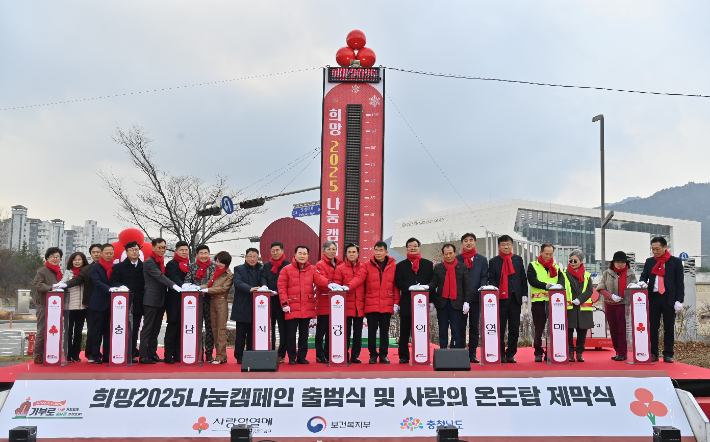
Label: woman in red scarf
xmin=199 ymin=251 xmax=234 ymax=364
xmin=562 ymin=249 xmax=594 ymax=362
xmin=184 ymin=244 xmax=216 ymax=362
xmin=598 ymin=251 xmax=638 ymax=361
xmin=60 ymin=252 xmax=90 ymax=361
xmin=32 ymin=247 xmax=65 ymax=364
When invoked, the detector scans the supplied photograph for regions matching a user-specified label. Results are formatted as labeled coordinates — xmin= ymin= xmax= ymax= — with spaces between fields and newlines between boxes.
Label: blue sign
xmin=292 ymin=205 xmax=320 ymax=218
xmin=221 ymin=196 xmax=234 ymax=214
xmin=679 ymin=252 xmax=689 ymax=261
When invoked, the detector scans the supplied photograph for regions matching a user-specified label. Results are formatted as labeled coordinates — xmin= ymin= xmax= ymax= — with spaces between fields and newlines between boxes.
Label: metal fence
xmin=0 ymin=329 xmax=28 ymax=357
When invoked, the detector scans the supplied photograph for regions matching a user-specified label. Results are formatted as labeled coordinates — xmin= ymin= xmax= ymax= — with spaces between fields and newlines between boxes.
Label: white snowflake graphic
xmin=351 ymin=85 xmax=360 ymax=93
xmin=369 ymin=95 xmax=380 ymax=107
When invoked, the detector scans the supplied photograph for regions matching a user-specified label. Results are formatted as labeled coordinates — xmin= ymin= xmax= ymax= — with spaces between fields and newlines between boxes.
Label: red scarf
xmin=498 ymin=252 xmax=515 ymax=300
xmin=71 ymin=266 xmax=82 ymax=278
xmin=652 ymin=250 xmax=671 ymax=294
xmin=44 ymin=262 xmax=62 ymax=282
xmin=407 ymin=253 xmax=421 ymax=273
xmin=537 ymin=256 xmax=557 ymax=278
xmin=195 ymin=259 xmax=211 ymax=280
xmin=461 ymin=248 xmax=477 ymax=269
xmin=613 ymin=265 xmax=628 ymax=297
xmin=149 ymin=251 xmax=165 ymax=274
xmin=270 ymin=255 xmax=286 ymax=274
xmin=208 ymin=266 xmax=227 ymax=288
xmin=173 ymin=254 xmax=189 ymax=273
xmin=442 ymin=260 xmax=458 ymax=300
xmin=99 ymin=258 xmax=113 ymax=280
xmin=567 ymin=263 xmax=586 ymax=284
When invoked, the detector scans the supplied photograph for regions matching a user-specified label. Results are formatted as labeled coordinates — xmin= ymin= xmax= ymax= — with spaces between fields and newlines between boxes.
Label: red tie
xmin=657 ymin=276 xmax=665 ymax=294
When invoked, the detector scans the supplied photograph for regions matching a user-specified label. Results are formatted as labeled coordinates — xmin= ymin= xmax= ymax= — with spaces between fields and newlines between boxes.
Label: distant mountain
xmin=609 ymin=182 xmax=710 ymax=258
xmin=594 ymin=196 xmax=642 ymax=209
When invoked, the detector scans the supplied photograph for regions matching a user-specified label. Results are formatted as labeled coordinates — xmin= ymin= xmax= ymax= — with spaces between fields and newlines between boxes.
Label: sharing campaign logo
xmin=630 ymin=388 xmax=668 ymax=425
xmin=400 ymin=417 xmax=424 ymax=431
xmin=193 ymin=417 xmax=209 ymax=434
xmin=307 ymin=416 xmax=327 ymax=433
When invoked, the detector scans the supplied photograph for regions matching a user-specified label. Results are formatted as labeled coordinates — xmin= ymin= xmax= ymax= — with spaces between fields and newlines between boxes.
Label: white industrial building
xmin=392 ymin=199 xmax=701 ymax=273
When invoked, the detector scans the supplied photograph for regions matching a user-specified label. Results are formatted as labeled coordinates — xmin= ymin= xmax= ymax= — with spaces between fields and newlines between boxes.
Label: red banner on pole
xmin=252 ymin=291 xmax=271 ymax=350
xmin=547 ymin=290 xmax=570 ymax=365
xmin=180 ymin=291 xmax=202 ymax=367
xmin=109 ymin=291 xmax=131 ymax=367
xmin=626 ymin=289 xmax=652 ymax=365
xmin=44 ymin=290 xmax=66 ymax=366
xmin=328 ymin=291 xmax=347 ymax=366
xmin=480 ymin=290 xmax=500 ymax=365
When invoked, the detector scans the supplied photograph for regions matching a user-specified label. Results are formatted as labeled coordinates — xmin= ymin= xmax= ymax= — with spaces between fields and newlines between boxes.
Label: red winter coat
xmin=277 ymin=261 xmax=330 ymax=320
xmin=347 ymin=256 xmax=400 ymax=314
xmin=333 ymin=259 xmax=366 ymax=318
xmin=315 ymin=257 xmax=344 ymax=314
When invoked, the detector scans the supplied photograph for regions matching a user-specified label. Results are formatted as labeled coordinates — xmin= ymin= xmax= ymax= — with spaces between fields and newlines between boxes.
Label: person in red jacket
xmin=333 ymin=243 xmax=366 ymax=364
xmin=314 ymin=241 xmax=345 ymax=363
xmin=277 ymin=245 xmax=331 ymax=365
xmin=345 ymin=241 xmax=400 ymax=364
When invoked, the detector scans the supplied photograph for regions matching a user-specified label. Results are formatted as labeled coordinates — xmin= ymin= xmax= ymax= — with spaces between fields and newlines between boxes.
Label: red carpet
xmin=2 ymin=346 xmax=708 ymax=382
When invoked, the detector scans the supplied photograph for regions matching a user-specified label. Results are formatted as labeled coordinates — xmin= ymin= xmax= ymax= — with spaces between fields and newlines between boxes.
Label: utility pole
xmin=593 ymin=114 xmax=613 ymax=271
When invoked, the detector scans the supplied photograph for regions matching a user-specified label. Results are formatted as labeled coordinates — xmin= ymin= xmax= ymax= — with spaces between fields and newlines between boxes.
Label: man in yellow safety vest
xmin=526 ymin=243 xmax=564 ymax=362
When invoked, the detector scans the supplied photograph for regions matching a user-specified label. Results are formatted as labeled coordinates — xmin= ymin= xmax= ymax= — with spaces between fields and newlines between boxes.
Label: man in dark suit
xmin=261 ymin=241 xmax=290 ymax=363
xmin=394 ymin=237 xmax=435 ymax=364
xmin=428 ymin=244 xmax=471 ymax=350
xmin=488 ymin=235 xmax=528 ymax=363
xmin=456 ymin=233 xmax=488 ymax=363
xmin=232 ymin=248 xmax=263 ymax=363
xmin=89 ymin=244 xmax=115 ymax=364
xmin=640 ymin=236 xmax=684 ymax=363
xmin=110 ymin=241 xmax=144 ymax=363
xmin=164 ymin=241 xmax=190 ymax=364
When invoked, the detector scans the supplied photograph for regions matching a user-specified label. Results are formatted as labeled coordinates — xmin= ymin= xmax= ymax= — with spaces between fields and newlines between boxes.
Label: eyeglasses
xmin=569 ymin=259 xmax=580 ymax=264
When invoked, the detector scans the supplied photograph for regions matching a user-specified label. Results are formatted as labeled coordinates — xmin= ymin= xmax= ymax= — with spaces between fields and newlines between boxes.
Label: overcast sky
xmin=1 ymin=1 xmax=708 ymax=258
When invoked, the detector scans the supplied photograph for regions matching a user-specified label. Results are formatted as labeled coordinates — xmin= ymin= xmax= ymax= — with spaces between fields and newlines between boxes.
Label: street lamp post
xmin=592 ymin=114 xmax=611 ymax=272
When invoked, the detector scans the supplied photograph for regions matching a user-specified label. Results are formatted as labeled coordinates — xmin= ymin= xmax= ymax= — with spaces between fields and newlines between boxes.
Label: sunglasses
xmin=569 ymin=259 xmax=580 ymax=264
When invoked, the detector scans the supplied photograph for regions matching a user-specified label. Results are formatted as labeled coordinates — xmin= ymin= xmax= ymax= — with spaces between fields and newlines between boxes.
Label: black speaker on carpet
xmin=9 ymin=426 xmax=36 ymax=442
xmin=241 ymin=350 xmax=279 ymax=372
xmin=230 ymin=424 xmax=252 ymax=442
xmin=437 ymin=425 xmax=459 ymax=442
xmin=433 ymin=349 xmax=471 ymax=371
xmin=653 ymin=426 xmax=681 ymax=442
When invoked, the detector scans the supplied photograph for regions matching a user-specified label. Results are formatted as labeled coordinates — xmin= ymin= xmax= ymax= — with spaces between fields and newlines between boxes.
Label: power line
xmin=386 ymin=67 xmax=710 ymax=98
xmin=278 ymin=150 xmax=320 ymax=194
xmin=240 ymin=146 xmax=319 ymax=193
xmin=386 ymin=93 xmax=488 ymax=231
xmin=0 ymin=67 xmax=322 ymax=111
xmin=245 ymin=147 xmax=319 ymax=199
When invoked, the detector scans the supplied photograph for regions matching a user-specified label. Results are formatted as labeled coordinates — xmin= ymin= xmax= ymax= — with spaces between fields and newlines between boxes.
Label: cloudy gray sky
xmin=1 ymin=1 xmax=709 ymax=258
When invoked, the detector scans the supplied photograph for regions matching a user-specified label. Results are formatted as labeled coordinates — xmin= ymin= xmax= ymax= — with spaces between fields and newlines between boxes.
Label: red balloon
xmin=118 ymin=228 xmax=145 ymax=247
xmin=140 ymin=242 xmax=153 ymax=262
xmin=346 ymin=30 xmax=366 ymax=50
xmin=111 ymin=241 xmax=125 ymax=265
xmin=335 ymin=46 xmax=356 ymax=67
xmin=356 ymin=47 xmax=376 ymax=67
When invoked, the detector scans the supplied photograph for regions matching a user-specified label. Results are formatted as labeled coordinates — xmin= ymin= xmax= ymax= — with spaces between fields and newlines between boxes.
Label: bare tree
xmin=98 ymin=124 xmax=263 ymax=259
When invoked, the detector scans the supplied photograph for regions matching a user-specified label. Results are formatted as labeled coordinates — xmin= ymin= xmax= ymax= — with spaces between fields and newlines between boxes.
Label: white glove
xmin=108 ymin=287 xmax=120 ymax=292
xmin=340 ymin=285 xmax=349 ymax=291
xmin=479 ymin=285 xmax=498 ymax=291
xmin=328 ymin=283 xmax=341 ymax=291
xmin=409 ymin=284 xmax=429 ymax=291
xmin=627 ymin=283 xmax=641 ymax=289
xmin=283 ymin=306 xmax=291 ymax=313
xmin=522 ymin=296 xmax=528 ymax=304
xmin=429 ymin=303 xmax=435 ymax=312
xmin=548 ymin=284 xmax=564 ymax=290
xmin=118 ymin=285 xmax=129 ymax=291
xmin=572 ymin=299 xmax=581 ymax=306
xmin=674 ymin=301 xmax=683 ymax=313
xmin=611 ymin=295 xmax=623 ymax=303
xmin=200 ymin=288 xmax=209 ymax=293
xmin=462 ymin=302 xmax=470 ymax=315
xmin=638 ymin=281 xmax=648 ymax=289
xmin=545 ymin=283 xmax=554 ymax=289
xmin=173 ymin=285 xmax=183 ymax=292
xmin=393 ymin=304 xmax=400 ymax=314
xmin=52 ymin=282 xmax=67 ymax=289
xmin=181 ymin=283 xmax=194 ymax=290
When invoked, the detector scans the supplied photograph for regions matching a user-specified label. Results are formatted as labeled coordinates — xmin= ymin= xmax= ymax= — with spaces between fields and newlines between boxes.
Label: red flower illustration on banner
xmin=487 ymin=299 xmax=493 ymax=303
xmin=630 ymin=388 xmax=667 ymax=425
xmin=192 ymin=416 xmax=209 ymax=433
xmin=418 ymin=299 xmax=423 ymax=303
xmin=188 ymin=300 xmax=193 ymax=305
xmin=335 ymin=299 xmax=340 ymax=304
xmin=259 ymin=299 xmax=264 ymax=305
xmin=117 ymin=300 xmax=122 ymax=305
xmin=49 ymin=325 xmax=58 ymax=336
xmin=52 ymin=300 xmax=57 ymax=305
xmin=637 ymin=323 xmax=646 ymax=333
xmin=637 ymin=296 xmax=642 ymax=302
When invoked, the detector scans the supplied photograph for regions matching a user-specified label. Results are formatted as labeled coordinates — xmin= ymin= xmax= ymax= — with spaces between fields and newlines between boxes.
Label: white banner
xmin=44 ymin=293 xmax=64 ymax=365
xmin=0 ymin=376 xmax=693 ymax=438
xmin=548 ymin=290 xmax=568 ymax=364
xmin=253 ymin=293 xmax=270 ymax=350
xmin=181 ymin=293 xmax=200 ymax=365
xmin=110 ymin=293 xmax=129 ymax=365
xmin=411 ymin=291 xmax=429 ymax=365
xmin=630 ymin=290 xmax=651 ymax=363
xmin=329 ymin=292 xmax=346 ymax=365
xmin=480 ymin=291 xmax=499 ymax=364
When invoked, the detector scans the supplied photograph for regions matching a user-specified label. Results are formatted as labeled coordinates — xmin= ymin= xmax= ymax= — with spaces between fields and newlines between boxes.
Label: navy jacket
xmin=640 ymin=255 xmax=685 ymax=306
xmin=110 ymin=258 xmax=145 ymax=315
xmin=89 ymin=262 xmax=113 ymax=312
xmin=488 ymin=254 xmax=528 ymax=305
xmin=456 ymin=253 xmax=489 ymax=303
xmin=231 ymin=262 xmax=263 ymax=322
xmin=165 ymin=259 xmax=189 ymax=323
xmin=394 ymin=258 xmax=435 ymax=317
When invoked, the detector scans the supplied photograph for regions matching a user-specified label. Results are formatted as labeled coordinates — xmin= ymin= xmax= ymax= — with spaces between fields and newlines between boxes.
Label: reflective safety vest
xmin=530 ymin=260 xmax=561 ymax=302
xmin=561 ymin=270 xmax=592 ymax=310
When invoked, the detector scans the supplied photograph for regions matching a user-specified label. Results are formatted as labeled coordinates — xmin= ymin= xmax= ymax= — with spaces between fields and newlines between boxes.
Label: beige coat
xmin=200 ymin=268 xmax=234 ymax=298
xmin=33 ymin=266 xmax=62 ymax=305
xmin=597 ymin=267 xmax=638 ymax=306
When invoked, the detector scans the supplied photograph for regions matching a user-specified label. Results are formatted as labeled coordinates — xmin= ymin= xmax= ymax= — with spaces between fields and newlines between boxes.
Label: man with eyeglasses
xmin=395 ymin=237 xmax=435 ymax=364
xmin=110 ymin=241 xmax=145 ymax=363
xmin=457 ymin=233 xmax=488 ymax=363
xmin=488 ymin=235 xmax=528 ymax=363
xmin=526 ymin=243 xmax=565 ymax=362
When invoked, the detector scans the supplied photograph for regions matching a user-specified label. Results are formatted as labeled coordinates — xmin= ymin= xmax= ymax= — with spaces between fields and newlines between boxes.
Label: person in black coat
xmin=456 ymin=233 xmax=488 ymax=363
xmin=89 ymin=244 xmax=116 ymax=364
xmin=164 ymin=241 xmax=191 ymax=364
xmin=109 ymin=241 xmax=145 ymax=362
xmin=488 ymin=235 xmax=528 ymax=363
xmin=232 ymin=248 xmax=263 ymax=363
xmin=428 ymin=244 xmax=471 ymax=350
xmin=261 ymin=241 xmax=290 ymax=362
xmin=640 ymin=236 xmax=685 ymax=363
xmin=394 ymin=237 xmax=435 ymax=364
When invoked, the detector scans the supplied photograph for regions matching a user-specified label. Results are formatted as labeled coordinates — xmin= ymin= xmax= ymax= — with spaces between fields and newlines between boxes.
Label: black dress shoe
xmin=611 ymin=355 xmax=620 ymax=361
xmin=131 ymin=358 xmax=138 ymax=364
xmin=506 ymin=356 xmax=517 ymax=363
xmin=153 ymin=357 xmax=165 ymax=363
xmin=296 ymin=358 xmax=309 ymax=364
xmin=576 ymin=354 xmax=584 ymax=362
xmin=664 ymin=356 xmax=675 ymax=363
xmin=93 ymin=360 xmax=103 ymax=365
xmin=380 ymin=357 xmax=391 ymax=364
xmin=369 ymin=357 xmax=378 ymax=364
xmin=651 ymin=354 xmax=659 ymax=362
xmin=316 ymin=357 xmax=328 ymax=364
xmin=351 ymin=357 xmax=361 ymax=364
xmin=399 ymin=358 xmax=409 ymax=364
xmin=164 ymin=357 xmax=175 ymax=364
xmin=470 ymin=356 xmax=480 ymax=363
xmin=139 ymin=358 xmax=156 ymax=364
xmin=501 ymin=357 xmax=506 ymax=363
xmin=236 ymin=359 xmax=242 ymax=364
xmin=289 ymin=360 xmax=297 ymax=365
xmin=205 ymin=355 xmax=214 ymax=363
xmin=569 ymin=355 xmax=575 ymax=362
xmin=535 ymin=355 xmax=543 ymax=363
